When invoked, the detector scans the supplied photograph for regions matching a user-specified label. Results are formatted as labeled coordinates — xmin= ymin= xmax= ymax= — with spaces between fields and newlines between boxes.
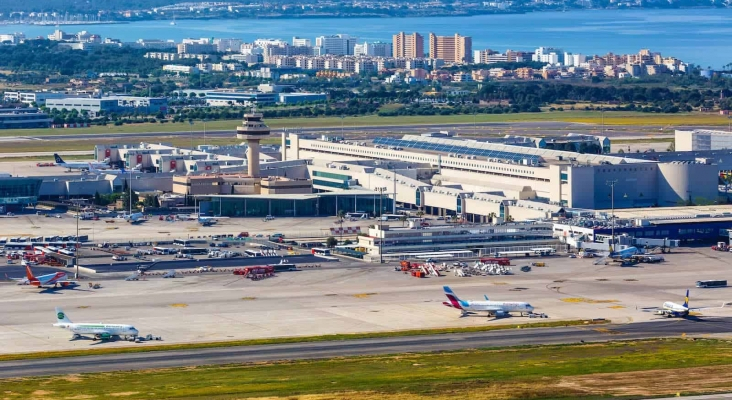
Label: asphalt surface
xmin=0 ymin=265 xmax=62 ymax=279
xmin=86 ymin=254 xmax=329 ymax=273
xmin=17 ymin=121 xmax=665 ymax=142
xmin=1 ymin=317 xmax=730 ymax=378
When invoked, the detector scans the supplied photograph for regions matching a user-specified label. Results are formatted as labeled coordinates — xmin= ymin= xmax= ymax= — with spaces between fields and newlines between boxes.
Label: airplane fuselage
xmin=54 ymin=322 xmax=138 ymax=338
xmin=659 ymin=301 xmax=689 ymax=317
xmin=443 ymin=299 xmax=534 ymax=315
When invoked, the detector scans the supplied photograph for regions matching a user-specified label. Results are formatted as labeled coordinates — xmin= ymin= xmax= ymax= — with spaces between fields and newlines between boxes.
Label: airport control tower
xmin=236 ymin=111 xmax=270 ymax=178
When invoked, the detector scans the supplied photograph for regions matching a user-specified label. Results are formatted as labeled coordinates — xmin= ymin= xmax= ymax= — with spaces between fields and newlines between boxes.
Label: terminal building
xmin=0 ymin=177 xmax=42 ymax=212
xmin=283 ymin=133 xmax=719 ymax=219
xmin=358 ymin=222 xmax=557 ymax=261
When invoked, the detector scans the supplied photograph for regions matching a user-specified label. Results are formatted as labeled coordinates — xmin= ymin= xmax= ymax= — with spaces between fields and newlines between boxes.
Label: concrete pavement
xmin=0 ymin=317 xmax=730 ymax=378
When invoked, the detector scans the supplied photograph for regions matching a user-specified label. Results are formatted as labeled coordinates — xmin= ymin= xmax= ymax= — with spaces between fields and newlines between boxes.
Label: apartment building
xmin=314 ymin=34 xmax=358 ymax=56
xmin=392 ymin=32 xmax=424 ymax=58
xmin=428 ymin=33 xmax=472 ymax=63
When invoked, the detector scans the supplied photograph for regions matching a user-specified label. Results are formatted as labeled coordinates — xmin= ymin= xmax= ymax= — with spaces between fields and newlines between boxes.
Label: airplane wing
xmin=475 ymin=305 xmax=505 ymax=312
xmin=690 ymin=302 xmax=731 ymax=311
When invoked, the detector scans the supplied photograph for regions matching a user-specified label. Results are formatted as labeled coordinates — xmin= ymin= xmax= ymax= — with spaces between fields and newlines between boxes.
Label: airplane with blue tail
xmin=643 ymin=290 xmax=726 ymax=318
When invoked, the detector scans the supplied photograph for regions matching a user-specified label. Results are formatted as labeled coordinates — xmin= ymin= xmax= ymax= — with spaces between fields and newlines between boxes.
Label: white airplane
xmin=87 ymin=163 xmax=138 ymax=175
xmin=442 ymin=286 xmax=534 ymax=318
xmin=126 ymin=212 xmax=144 ymax=223
xmin=643 ymin=290 xmax=726 ymax=318
xmin=53 ymin=307 xmax=139 ymax=341
xmin=54 ymin=154 xmax=109 ymax=171
xmin=118 ymin=212 xmax=144 ymax=224
xmin=198 ymin=216 xmax=228 ymax=226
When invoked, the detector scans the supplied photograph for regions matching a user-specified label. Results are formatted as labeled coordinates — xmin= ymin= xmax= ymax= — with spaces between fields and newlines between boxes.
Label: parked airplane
xmin=53 ymin=307 xmax=139 ymax=341
xmin=23 ymin=265 xmax=76 ymax=289
xmin=53 ymin=154 xmax=109 ymax=171
xmin=118 ymin=212 xmax=144 ymax=224
xmin=198 ymin=216 xmax=228 ymax=226
xmin=643 ymin=290 xmax=726 ymax=318
xmin=88 ymin=163 xmax=136 ymax=175
xmin=442 ymin=286 xmax=534 ymax=317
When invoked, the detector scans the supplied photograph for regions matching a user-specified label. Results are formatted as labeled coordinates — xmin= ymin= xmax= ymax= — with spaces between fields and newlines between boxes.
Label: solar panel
xmin=372 ymin=137 xmax=542 ymax=165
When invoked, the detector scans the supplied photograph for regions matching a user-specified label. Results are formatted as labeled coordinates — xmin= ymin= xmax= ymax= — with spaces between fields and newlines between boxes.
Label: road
xmin=85 ymin=254 xmax=330 ymax=273
xmin=1 ymin=317 xmax=730 ymax=378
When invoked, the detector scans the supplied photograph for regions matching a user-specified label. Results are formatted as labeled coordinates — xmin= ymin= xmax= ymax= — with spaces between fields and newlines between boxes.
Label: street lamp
xmin=188 ymin=119 xmax=194 ymax=151
xmin=376 ymin=187 xmax=387 ymax=264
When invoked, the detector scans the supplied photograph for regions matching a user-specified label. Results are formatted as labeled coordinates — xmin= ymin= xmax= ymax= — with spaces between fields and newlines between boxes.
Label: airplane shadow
xmin=39 ymin=286 xmax=92 ymax=294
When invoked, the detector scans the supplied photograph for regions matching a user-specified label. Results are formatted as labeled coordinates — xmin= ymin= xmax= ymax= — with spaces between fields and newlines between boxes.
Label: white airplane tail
xmin=55 ymin=307 xmax=72 ymax=324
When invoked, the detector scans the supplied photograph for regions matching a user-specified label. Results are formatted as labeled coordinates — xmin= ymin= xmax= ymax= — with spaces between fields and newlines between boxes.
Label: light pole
xmin=606 ymin=179 xmax=617 ymax=252
xmin=75 ymin=200 xmax=80 ymax=279
xmin=376 ymin=187 xmax=387 ymax=264
xmin=601 ymin=106 xmax=605 ymax=136
xmin=203 ymin=118 xmax=208 ymax=146
xmin=188 ymin=119 xmax=194 ymax=151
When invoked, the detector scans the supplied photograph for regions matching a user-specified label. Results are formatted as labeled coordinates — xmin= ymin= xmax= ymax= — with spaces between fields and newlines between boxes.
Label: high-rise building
xmin=428 ymin=33 xmax=472 ymax=63
xmin=392 ymin=32 xmax=424 ymax=58
xmin=354 ymin=41 xmax=392 ymax=57
xmin=292 ymin=37 xmax=311 ymax=47
xmin=314 ymin=34 xmax=358 ymax=56
xmin=213 ymin=38 xmax=243 ymax=53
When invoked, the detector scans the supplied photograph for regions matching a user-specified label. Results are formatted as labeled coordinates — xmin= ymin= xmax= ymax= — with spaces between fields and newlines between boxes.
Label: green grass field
xmin=0 ymin=111 xmax=730 ymax=138
xmin=0 ymin=319 xmax=595 ymax=362
xmin=4 ymin=339 xmax=732 ymax=399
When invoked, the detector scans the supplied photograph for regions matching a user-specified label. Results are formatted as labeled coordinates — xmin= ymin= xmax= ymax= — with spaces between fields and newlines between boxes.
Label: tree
xmin=399 ymin=215 xmax=408 ymax=227
xmin=667 ymin=142 xmax=675 ymax=152
xmin=416 ymin=210 xmax=425 ymax=218
xmin=487 ymin=212 xmax=497 ymax=224
xmin=343 ymin=239 xmax=353 ymax=245
xmin=325 ymin=236 xmax=338 ymax=248
xmin=506 ymin=215 xmax=515 ymax=223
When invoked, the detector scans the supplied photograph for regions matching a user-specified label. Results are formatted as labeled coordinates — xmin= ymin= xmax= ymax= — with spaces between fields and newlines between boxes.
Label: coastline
xmin=0 ymin=6 xmax=725 ymax=26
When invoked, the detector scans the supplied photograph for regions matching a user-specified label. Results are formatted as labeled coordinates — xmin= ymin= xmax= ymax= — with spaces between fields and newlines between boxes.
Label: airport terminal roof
xmin=599 ymin=205 xmax=732 ymax=220
xmin=388 ymin=135 xmax=650 ymax=166
xmin=197 ymin=189 xmax=382 ymax=201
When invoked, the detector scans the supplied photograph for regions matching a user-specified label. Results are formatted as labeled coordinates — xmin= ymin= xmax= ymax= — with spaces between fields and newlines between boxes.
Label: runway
xmin=1 ymin=317 xmax=730 ymax=378
xmin=8 ymin=121 xmax=679 ymax=143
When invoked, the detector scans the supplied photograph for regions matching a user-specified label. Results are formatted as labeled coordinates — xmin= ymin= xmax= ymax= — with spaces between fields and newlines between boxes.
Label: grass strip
xmin=0 ymin=319 xmax=601 ymax=362
xmin=2 ymin=339 xmax=731 ymax=399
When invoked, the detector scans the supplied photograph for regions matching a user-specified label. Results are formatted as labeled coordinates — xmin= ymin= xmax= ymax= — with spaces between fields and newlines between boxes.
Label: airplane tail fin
xmin=683 ymin=289 xmax=689 ymax=308
xmin=25 ymin=265 xmax=37 ymax=282
xmin=55 ymin=307 xmax=72 ymax=324
xmin=53 ymin=153 xmax=64 ymax=164
xmin=443 ymin=286 xmax=463 ymax=309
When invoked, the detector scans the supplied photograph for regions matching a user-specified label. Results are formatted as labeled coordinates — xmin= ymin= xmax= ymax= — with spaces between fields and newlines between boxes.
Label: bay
xmin=5 ymin=8 xmax=732 ymax=68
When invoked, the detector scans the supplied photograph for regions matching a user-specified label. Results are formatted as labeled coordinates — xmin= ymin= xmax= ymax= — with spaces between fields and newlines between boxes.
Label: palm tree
xmin=487 ymin=212 xmax=497 ymax=224
xmin=399 ymin=215 xmax=408 ymax=227
xmin=416 ymin=210 xmax=425 ymax=219
xmin=506 ymin=215 xmax=515 ymax=223
xmin=450 ymin=214 xmax=459 ymax=224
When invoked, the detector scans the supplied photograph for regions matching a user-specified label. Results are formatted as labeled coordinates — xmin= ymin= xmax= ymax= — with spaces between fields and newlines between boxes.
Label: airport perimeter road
xmin=2 ymin=318 xmax=731 ymax=378
xmin=86 ymin=254 xmax=330 ymax=273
